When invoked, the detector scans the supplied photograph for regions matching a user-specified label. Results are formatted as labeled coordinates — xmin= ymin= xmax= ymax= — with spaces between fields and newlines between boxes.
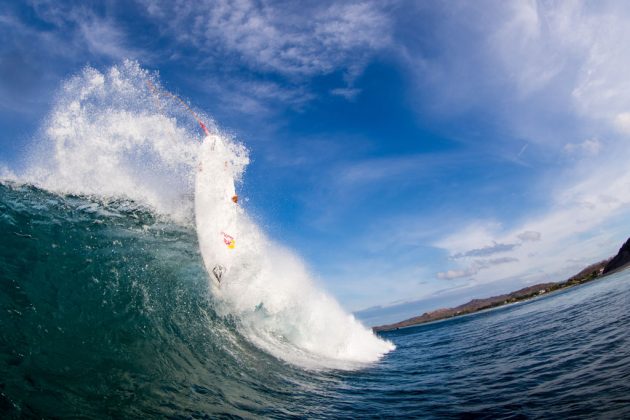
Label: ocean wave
xmin=3 ymin=61 xmax=394 ymax=371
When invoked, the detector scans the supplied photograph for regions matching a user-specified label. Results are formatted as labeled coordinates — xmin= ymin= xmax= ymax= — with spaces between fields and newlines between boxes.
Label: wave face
xmin=0 ymin=182 xmax=323 ymax=417
xmin=6 ymin=61 xmax=393 ymax=373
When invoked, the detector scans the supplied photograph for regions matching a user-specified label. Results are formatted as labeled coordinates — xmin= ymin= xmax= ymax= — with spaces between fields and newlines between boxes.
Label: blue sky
xmin=2 ymin=0 xmax=630 ymax=324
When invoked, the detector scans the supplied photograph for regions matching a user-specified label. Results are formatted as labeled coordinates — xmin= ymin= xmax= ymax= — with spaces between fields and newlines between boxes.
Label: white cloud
xmin=337 ymin=155 xmax=425 ymax=186
xmin=398 ymin=1 xmax=630 ymax=152
xmin=330 ymin=87 xmax=361 ymax=101
xmin=482 ymin=257 xmax=519 ymax=266
xmin=563 ymin=138 xmax=602 ymax=157
xmin=452 ymin=242 xmax=520 ymax=259
xmin=437 ymin=268 xmax=477 ymax=280
xmin=434 ymin=221 xmax=503 ymax=257
xmin=142 ymin=0 xmax=391 ymax=79
xmin=490 ymin=1 xmax=568 ymax=96
xmin=78 ymin=17 xmax=138 ymax=60
xmin=26 ymin=1 xmax=142 ymax=62
xmin=200 ymin=77 xmax=314 ymax=116
xmin=501 ymin=1 xmax=630 ymax=136
xmin=316 ymin=2 xmax=389 ymax=49
xmin=332 ymin=152 xmax=473 ymax=190
xmin=614 ymin=112 xmax=630 ymax=134
xmin=517 ymin=230 xmax=541 ymax=242
xmin=433 ymin=153 xmax=630 ymax=289
xmin=436 ymin=257 xmax=519 ymax=280
xmin=0 ymin=0 xmax=146 ymax=96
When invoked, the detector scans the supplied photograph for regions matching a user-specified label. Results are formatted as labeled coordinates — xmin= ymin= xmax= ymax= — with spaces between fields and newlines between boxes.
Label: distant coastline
xmin=373 ymin=237 xmax=630 ymax=332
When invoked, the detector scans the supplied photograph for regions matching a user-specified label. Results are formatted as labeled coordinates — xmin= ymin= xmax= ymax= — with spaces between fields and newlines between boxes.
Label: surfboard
xmin=195 ymin=135 xmax=239 ymax=288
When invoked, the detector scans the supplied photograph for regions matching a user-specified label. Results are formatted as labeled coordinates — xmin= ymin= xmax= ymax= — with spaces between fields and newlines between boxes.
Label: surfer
xmin=147 ymin=81 xmax=239 ymax=287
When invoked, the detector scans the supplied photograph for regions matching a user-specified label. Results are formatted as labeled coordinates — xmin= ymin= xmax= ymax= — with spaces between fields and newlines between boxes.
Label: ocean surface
xmin=2 ymin=182 xmax=630 ymax=418
xmin=2 ymin=62 xmax=630 ymax=418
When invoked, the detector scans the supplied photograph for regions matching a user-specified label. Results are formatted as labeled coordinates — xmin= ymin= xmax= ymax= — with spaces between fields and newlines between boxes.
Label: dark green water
xmin=0 ymin=182 xmax=323 ymax=417
xmin=2 ymin=182 xmax=630 ymax=418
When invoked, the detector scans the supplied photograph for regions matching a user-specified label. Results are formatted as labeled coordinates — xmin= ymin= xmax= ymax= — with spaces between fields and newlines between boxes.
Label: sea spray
xmin=15 ymin=60 xmax=394 ymax=369
xmin=23 ymin=61 xmax=202 ymax=222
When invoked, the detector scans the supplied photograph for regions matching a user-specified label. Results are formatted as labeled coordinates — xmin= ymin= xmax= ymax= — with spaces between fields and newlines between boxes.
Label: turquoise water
xmin=1 ymin=182 xmax=629 ymax=418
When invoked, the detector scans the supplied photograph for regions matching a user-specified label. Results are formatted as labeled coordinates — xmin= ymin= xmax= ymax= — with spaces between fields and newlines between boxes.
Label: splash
xmin=15 ymin=60 xmax=394 ymax=369
xmin=23 ymin=60 xmax=202 ymax=222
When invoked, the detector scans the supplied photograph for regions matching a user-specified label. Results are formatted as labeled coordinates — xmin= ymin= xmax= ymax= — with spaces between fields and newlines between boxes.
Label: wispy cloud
xmin=614 ymin=112 xmax=630 ymax=134
xmin=141 ymin=0 xmax=391 ymax=79
xmin=452 ymin=242 xmax=520 ymax=259
xmin=27 ymin=0 xmax=143 ymax=61
xmin=437 ymin=256 xmax=519 ymax=280
xmin=517 ymin=230 xmax=541 ymax=242
xmin=330 ymin=87 xmax=361 ymax=101
xmin=333 ymin=152 xmax=473 ymax=189
xmin=437 ymin=268 xmax=478 ymax=280
xmin=0 ymin=1 xmax=147 ymax=116
xmin=396 ymin=1 xmax=630 ymax=151
xmin=199 ymin=76 xmax=315 ymax=117
xmin=563 ymin=138 xmax=602 ymax=157
xmin=78 ymin=17 xmax=139 ymax=60
xmin=336 ymin=155 xmax=426 ymax=186
xmin=433 ymin=154 xmax=630 ymax=289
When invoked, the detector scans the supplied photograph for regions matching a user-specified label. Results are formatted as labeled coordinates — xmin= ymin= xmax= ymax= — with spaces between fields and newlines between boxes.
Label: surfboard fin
xmin=212 ymin=265 xmax=226 ymax=284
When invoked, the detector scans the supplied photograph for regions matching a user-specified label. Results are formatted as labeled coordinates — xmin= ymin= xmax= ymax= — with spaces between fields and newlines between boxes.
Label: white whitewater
xmin=17 ymin=60 xmax=395 ymax=370
xmin=195 ymin=134 xmax=395 ymax=369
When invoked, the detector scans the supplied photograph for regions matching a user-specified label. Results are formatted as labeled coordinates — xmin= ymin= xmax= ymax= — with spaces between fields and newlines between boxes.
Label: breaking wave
xmin=8 ymin=60 xmax=394 ymax=370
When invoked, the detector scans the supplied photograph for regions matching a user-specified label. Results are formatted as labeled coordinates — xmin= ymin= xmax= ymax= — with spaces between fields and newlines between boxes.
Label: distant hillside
xmin=373 ymin=254 xmax=616 ymax=332
xmin=603 ymin=238 xmax=630 ymax=274
xmin=373 ymin=282 xmax=559 ymax=332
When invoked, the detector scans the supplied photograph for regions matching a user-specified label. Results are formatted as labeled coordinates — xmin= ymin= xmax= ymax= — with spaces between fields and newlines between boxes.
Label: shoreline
xmin=376 ymin=275 xmax=604 ymax=333
xmin=372 ymin=244 xmax=630 ymax=332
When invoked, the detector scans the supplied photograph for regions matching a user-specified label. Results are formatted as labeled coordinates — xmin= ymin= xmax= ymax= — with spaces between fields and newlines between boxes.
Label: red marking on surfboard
xmin=146 ymin=80 xmax=211 ymax=139
xmin=222 ymin=232 xmax=235 ymax=249
xmin=199 ymin=121 xmax=210 ymax=137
